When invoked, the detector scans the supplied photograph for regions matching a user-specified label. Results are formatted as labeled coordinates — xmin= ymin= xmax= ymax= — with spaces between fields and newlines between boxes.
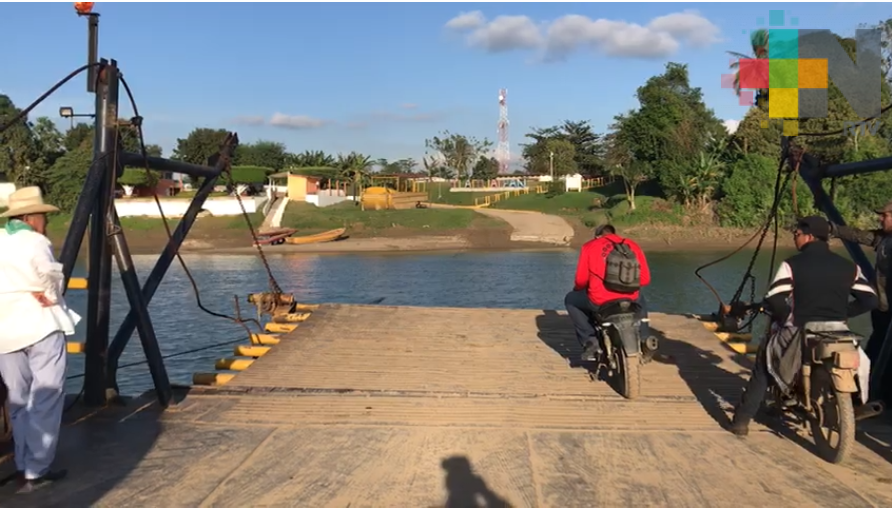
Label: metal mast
xmin=496 ymin=89 xmax=509 ymax=174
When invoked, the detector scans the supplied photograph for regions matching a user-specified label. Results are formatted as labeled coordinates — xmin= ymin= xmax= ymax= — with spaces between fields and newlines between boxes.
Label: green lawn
xmin=490 ymin=182 xmax=622 ymax=214
xmin=280 ymin=201 xmax=495 ymax=234
xmin=489 ymin=181 xmax=686 ymax=228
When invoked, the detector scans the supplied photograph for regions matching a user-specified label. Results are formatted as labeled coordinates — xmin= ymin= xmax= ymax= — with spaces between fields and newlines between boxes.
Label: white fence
xmin=115 ymin=196 xmax=268 ymax=218
xmin=0 ymin=183 xmax=16 ymax=207
xmin=305 ymin=189 xmax=352 ymax=208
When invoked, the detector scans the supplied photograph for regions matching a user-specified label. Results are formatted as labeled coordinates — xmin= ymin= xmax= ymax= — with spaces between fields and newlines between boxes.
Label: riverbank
xmin=47 ymin=221 xmax=807 ymax=257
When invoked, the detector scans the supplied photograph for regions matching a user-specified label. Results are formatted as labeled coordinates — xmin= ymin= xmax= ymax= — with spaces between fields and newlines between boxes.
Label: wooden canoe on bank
xmin=283 ymin=227 xmax=347 ymax=245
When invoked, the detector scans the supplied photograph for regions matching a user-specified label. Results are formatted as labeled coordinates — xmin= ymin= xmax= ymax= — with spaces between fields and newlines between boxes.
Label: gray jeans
xmin=563 ymin=290 xmax=650 ymax=347
xmin=0 ymin=331 xmax=66 ymax=480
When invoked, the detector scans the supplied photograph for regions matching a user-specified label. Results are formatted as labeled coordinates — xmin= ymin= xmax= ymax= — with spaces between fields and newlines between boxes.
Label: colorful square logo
xmin=721 ymin=10 xmax=882 ymax=133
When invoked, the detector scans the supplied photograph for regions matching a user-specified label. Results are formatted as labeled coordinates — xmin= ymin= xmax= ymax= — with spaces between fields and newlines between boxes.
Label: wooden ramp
xmin=3 ymin=305 xmax=892 ymax=507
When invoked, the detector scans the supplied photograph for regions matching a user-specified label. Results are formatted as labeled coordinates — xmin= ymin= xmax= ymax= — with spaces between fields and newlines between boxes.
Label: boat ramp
xmin=2 ymin=304 xmax=891 ymax=507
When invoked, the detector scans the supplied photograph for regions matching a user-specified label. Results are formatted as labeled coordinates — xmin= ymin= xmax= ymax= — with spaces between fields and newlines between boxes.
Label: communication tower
xmin=496 ymin=89 xmax=510 ymax=174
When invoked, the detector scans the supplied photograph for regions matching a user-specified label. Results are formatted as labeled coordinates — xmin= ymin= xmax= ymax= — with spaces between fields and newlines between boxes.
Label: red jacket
xmin=573 ymin=233 xmax=651 ymax=305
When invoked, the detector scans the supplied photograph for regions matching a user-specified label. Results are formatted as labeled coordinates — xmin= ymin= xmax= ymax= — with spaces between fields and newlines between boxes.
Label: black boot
xmin=580 ymin=341 xmax=602 ymax=363
xmin=726 ymin=409 xmax=750 ymax=437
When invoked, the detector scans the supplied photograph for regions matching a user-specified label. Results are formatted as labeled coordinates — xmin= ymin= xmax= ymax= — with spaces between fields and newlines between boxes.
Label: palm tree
xmin=336 ymin=151 xmax=371 ymax=203
xmin=727 ymin=29 xmax=769 ymax=107
xmin=292 ymin=150 xmax=335 ymax=168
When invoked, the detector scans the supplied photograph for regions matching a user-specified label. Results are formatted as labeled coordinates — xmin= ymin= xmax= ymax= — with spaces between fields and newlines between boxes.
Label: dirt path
xmin=431 ymin=204 xmax=575 ymax=246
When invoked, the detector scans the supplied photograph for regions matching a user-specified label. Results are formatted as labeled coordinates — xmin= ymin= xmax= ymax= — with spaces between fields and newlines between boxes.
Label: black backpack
xmin=603 ymin=239 xmax=641 ymax=293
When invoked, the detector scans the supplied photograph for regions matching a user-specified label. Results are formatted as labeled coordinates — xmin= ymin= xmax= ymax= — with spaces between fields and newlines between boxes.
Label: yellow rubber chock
xmin=701 ymin=321 xmax=720 ymax=332
xmin=192 ymin=373 xmax=234 ymax=386
xmin=214 ymin=358 xmax=254 ymax=371
xmin=250 ymin=334 xmax=280 ymax=345
xmin=234 ymin=345 xmax=270 ymax=357
xmin=273 ymin=312 xmax=311 ymax=323
xmin=264 ymin=322 xmax=297 ymax=333
xmin=68 ymin=277 xmax=88 ymax=290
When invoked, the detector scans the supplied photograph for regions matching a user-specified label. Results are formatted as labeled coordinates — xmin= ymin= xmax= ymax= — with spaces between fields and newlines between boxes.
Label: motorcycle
xmin=590 ymin=299 xmax=658 ymax=399
xmin=748 ymin=304 xmax=863 ymax=464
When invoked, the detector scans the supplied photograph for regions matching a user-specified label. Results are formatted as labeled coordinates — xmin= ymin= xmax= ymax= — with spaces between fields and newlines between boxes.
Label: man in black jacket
xmin=829 ymin=201 xmax=892 ymax=386
xmin=728 ymin=216 xmax=878 ymax=436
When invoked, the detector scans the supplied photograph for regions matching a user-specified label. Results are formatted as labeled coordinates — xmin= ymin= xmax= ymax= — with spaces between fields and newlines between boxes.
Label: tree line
xmin=516 ymin=22 xmax=892 ymax=228
xmin=0 ymin=109 xmax=428 ymax=212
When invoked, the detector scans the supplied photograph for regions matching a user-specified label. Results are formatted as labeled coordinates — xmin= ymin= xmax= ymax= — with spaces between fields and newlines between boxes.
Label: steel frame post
xmin=82 ymin=59 xmax=116 ymax=406
xmin=107 ymin=207 xmax=173 ymax=406
xmin=106 ymin=172 xmax=223 ymax=393
xmin=56 ymin=8 xmax=243 ymax=408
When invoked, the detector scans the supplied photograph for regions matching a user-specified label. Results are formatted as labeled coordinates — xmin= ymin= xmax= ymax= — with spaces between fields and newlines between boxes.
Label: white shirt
xmin=0 ymin=228 xmax=81 ymax=354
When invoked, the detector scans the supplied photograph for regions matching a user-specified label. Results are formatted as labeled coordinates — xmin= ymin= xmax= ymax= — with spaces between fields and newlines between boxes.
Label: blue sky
xmin=1 ymin=2 xmax=886 ymax=168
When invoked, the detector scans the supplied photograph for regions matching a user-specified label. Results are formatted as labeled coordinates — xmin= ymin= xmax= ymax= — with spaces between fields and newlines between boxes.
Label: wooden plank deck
xmin=2 ymin=304 xmax=892 ymax=507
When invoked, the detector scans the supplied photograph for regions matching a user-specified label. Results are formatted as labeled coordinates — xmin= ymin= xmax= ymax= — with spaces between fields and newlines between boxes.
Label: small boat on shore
xmin=284 ymin=227 xmax=347 ymax=245
xmin=253 ymin=228 xmax=298 ymax=246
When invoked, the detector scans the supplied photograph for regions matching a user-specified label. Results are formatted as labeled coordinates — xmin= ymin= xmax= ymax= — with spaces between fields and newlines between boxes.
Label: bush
xmin=229 ymin=165 xmax=270 ymax=184
xmin=581 ymin=196 xmax=682 ymax=228
xmin=46 ymin=145 xmax=92 ymax=213
xmin=832 ymin=136 xmax=892 ymax=226
xmin=717 ymin=154 xmax=783 ymax=228
xmin=544 ymin=180 xmax=565 ymax=198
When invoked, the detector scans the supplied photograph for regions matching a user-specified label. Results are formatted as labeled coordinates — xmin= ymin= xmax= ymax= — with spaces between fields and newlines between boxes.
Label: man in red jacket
xmin=564 ymin=224 xmax=652 ymax=362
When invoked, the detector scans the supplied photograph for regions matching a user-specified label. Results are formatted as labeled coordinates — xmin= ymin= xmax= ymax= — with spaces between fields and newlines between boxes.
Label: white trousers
xmin=0 ymin=331 xmax=66 ymax=480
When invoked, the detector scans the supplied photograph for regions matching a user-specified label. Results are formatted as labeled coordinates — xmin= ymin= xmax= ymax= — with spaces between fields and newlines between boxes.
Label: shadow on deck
xmin=0 ymin=391 xmax=167 ymax=507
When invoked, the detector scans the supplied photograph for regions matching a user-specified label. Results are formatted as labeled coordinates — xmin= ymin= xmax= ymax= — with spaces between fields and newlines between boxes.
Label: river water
xmin=63 ymin=247 xmax=873 ymax=396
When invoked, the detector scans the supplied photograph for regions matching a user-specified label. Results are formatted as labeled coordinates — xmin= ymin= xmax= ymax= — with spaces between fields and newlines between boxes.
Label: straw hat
xmin=0 ymin=186 xmax=60 ymax=218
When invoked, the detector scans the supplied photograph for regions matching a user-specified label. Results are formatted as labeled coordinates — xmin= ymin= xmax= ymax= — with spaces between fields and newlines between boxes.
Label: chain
xmin=220 ymin=164 xmax=283 ymax=296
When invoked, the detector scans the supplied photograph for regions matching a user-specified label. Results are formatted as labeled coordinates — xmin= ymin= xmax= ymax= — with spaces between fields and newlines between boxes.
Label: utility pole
xmin=549 ymin=151 xmax=554 ymax=179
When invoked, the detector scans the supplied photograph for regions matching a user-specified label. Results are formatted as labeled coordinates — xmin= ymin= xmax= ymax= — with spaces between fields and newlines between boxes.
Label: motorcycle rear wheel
xmin=809 ymin=367 xmax=855 ymax=464
xmin=615 ymin=348 xmax=641 ymax=400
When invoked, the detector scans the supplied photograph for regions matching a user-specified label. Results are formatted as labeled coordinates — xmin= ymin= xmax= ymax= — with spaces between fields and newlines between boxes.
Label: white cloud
xmin=723 ymin=119 xmax=740 ymax=134
xmin=647 ymin=12 xmax=721 ymax=47
xmin=467 ymin=15 xmax=543 ymax=53
xmin=268 ymin=113 xmax=328 ymax=130
xmin=445 ymin=11 xmax=485 ymax=31
xmin=444 ymin=10 xmax=721 ymax=60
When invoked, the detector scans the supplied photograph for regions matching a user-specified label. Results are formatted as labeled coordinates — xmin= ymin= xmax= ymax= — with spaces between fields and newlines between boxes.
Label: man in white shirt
xmin=0 ymin=186 xmax=80 ymax=494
